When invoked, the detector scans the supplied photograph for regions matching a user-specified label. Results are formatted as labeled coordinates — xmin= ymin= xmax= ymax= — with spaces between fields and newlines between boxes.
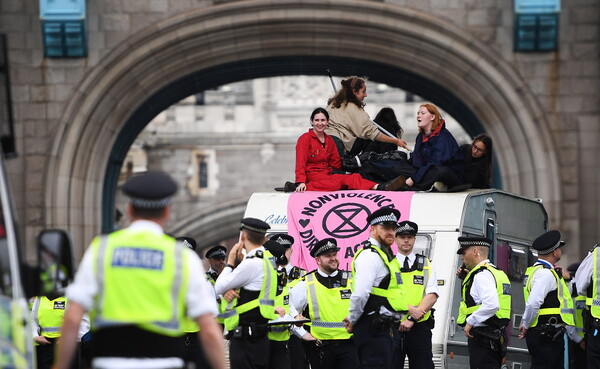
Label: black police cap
xmin=176 ymin=236 xmax=197 ymax=251
xmin=239 ymin=217 xmax=271 ymax=234
xmin=366 ymin=208 xmax=401 ymax=226
xmin=457 ymin=236 xmax=492 ymax=255
xmin=396 ymin=221 xmax=418 ymax=236
xmin=310 ymin=238 xmax=340 ymax=258
xmin=269 ymin=233 xmax=294 ymax=249
xmin=532 ymin=230 xmax=565 ymax=255
xmin=205 ymin=245 xmax=227 ymax=259
xmin=122 ymin=171 xmax=178 ymax=209
xmin=264 ymin=239 xmax=288 ymax=265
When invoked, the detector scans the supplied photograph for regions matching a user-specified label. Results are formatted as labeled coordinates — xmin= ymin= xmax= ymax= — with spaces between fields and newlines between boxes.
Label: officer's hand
xmin=399 ymin=320 xmax=414 ymax=332
xmin=294 ymin=314 xmax=307 ymax=326
xmin=228 ymin=242 xmax=244 ymax=266
xmin=518 ymin=326 xmax=527 ymax=339
xmin=579 ymin=339 xmax=586 ymax=350
xmin=301 ymin=332 xmax=317 ymax=341
xmin=223 ymin=289 xmax=240 ymax=302
xmin=464 ymin=323 xmax=474 ymax=338
xmin=296 ymin=183 xmax=307 ymax=192
xmin=407 ymin=305 xmax=424 ymax=321
xmin=274 ymin=306 xmax=286 ymax=317
xmin=343 ymin=317 xmax=353 ymax=333
xmin=34 ymin=336 xmax=51 ymax=345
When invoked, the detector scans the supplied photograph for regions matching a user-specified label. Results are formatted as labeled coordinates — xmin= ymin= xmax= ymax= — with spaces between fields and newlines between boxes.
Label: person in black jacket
xmin=460 ymin=134 xmax=493 ymax=189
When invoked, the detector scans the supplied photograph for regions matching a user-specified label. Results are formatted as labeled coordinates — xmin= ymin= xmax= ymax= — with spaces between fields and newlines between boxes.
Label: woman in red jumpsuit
xmin=294 ymin=108 xmax=405 ymax=192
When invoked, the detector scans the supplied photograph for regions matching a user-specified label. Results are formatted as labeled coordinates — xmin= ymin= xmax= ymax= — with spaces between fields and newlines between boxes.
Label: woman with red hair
xmin=405 ymin=103 xmax=463 ymax=191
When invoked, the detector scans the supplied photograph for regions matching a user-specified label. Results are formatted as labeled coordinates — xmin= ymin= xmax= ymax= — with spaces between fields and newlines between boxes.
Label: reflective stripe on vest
xmin=573 ymin=295 xmax=586 ymax=338
xmin=33 ymin=296 xmax=67 ymax=338
xmin=305 ymin=272 xmax=352 ymax=340
xmin=92 ymin=232 xmax=188 ymax=336
xmin=353 ymin=245 xmax=407 ymax=313
xmin=457 ymin=263 xmax=511 ymax=326
xmin=400 ymin=256 xmax=431 ymax=323
xmin=218 ymin=250 xmax=278 ymax=331
xmin=523 ymin=264 xmax=574 ymax=327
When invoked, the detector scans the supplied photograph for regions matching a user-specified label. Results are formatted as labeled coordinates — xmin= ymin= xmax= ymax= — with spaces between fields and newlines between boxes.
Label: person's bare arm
xmin=196 ymin=314 xmax=226 ymax=369
xmin=53 ymin=302 xmax=85 ymax=369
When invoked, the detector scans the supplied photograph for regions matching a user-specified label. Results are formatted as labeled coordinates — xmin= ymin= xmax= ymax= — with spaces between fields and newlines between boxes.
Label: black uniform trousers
xmin=268 ymin=340 xmax=291 ymax=369
xmin=182 ymin=332 xmax=210 ymax=369
xmin=230 ymin=336 xmax=270 ymax=369
xmin=303 ymin=339 xmax=360 ymax=369
xmin=392 ymin=322 xmax=434 ymax=369
xmin=525 ymin=326 xmax=565 ymax=369
xmin=288 ymin=335 xmax=309 ymax=369
xmin=36 ymin=338 xmax=79 ymax=369
xmin=353 ymin=314 xmax=394 ymax=369
xmin=467 ymin=334 xmax=502 ymax=369
xmin=586 ymin=327 xmax=600 ymax=369
xmin=568 ymin=339 xmax=586 ymax=369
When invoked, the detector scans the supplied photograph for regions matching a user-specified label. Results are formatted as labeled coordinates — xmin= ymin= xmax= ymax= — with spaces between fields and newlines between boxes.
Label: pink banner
xmin=287 ymin=191 xmax=415 ymax=272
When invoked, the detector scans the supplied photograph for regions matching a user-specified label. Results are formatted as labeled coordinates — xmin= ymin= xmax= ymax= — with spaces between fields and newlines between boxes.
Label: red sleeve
xmin=295 ymin=133 xmax=310 ymax=183
xmin=327 ymin=135 xmax=342 ymax=170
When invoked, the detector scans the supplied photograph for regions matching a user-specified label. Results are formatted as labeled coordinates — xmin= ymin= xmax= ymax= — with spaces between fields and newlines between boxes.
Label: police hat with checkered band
xmin=532 ymin=230 xmax=565 ymax=255
xmin=396 ymin=221 xmax=418 ymax=236
xmin=239 ymin=218 xmax=271 ymax=234
xmin=310 ymin=238 xmax=340 ymax=258
xmin=456 ymin=236 xmax=492 ymax=255
xmin=205 ymin=245 xmax=227 ymax=259
xmin=366 ymin=208 xmax=401 ymax=227
xmin=176 ymin=236 xmax=197 ymax=251
xmin=269 ymin=233 xmax=295 ymax=249
xmin=122 ymin=171 xmax=178 ymax=209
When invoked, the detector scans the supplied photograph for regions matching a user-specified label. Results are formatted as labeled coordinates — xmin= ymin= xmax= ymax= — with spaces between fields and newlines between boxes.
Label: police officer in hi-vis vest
xmin=290 ymin=238 xmax=360 ymax=369
xmin=214 ymin=218 xmax=279 ymax=369
xmin=392 ymin=220 xmax=439 ymax=369
xmin=574 ymin=243 xmax=600 ymax=369
xmin=269 ymin=233 xmax=310 ymax=369
xmin=565 ymin=262 xmax=586 ymax=369
xmin=205 ymin=244 xmax=227 ymax=285
xmin=344 ymin=207 xmax=407 ymax=369
xmin=457 ymin=236 xmax=511 ymax=369
xmin=31 ymin=295 xmax=89 ymax=369
xmin=53 ymin=171 xmax=226 ymax=369
xmin=518 ymin=230 xmax=574 ymax=369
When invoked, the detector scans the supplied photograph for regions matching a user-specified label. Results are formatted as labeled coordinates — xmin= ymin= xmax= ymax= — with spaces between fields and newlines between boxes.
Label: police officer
xmin=574 ymin=244 xmax=600 ymax=368
xmin=176 ymin=236 xmax=213 ymax=369
xmin=205 ymin=244 xmax=227 ymax=285
xmin=290 ymin=238 xmax=360 ymax=369
xmin=31 ymin=295 xmax=89 ymax=369
xmin=268 ymin=233 xmax=309 ymax=369
xmin=457 ymin=236 xmax=511 ymax=369
xmin=214 ymin=218 xmax=279 ymax=369
xmin=53 ymin=171 xmax=226 ymax=369
xmin=344 ymin=207 xmax=406 ymax=369
xmin=392 ymin=221 xmax=439 ymax=369
xmin=518 ymin=230 xmax=574 ymax=369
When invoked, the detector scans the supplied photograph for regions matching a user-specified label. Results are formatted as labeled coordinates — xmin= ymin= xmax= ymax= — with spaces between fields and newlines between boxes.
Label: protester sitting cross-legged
xmin=285 ymin=107 xmax=406 ymax=192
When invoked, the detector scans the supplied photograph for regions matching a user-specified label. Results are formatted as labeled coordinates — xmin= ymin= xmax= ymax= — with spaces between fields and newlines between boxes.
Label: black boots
xmin=283 ymin=181 xmax=298 ymax=192
xmin=377 ymin=176 xmax=407 ymax=191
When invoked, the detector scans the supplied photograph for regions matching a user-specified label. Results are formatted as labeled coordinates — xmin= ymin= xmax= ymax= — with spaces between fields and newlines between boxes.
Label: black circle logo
xmin=322 ymin=203 xmax=371 ymax=239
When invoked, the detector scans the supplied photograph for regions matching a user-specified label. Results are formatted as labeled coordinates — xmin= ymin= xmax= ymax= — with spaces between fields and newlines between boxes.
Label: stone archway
xmin=44 ymin=0 xmax=560 ymax=255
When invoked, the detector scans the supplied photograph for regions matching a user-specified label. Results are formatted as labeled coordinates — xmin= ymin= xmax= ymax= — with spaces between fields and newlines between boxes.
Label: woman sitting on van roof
xmin=460 ymin=134 xmax=493 ymax=189
xmin=285 ymin=108 xmax=406 ymax=192
xmin=404 ymin=103 xmax=464 ymax=192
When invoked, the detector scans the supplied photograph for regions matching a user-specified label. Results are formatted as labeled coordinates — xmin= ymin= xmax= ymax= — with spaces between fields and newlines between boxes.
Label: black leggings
xmin=412 ymin=166 xmax=462 ymax=190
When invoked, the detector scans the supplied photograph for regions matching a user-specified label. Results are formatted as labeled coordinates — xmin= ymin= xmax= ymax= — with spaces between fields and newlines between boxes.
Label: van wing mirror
xmin=37 ymin=229 xmax=74 ymax=297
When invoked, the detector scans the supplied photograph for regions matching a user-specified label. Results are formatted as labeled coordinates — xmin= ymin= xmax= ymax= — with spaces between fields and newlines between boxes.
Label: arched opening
xmin=45 ymin=0 xmax=560 ymax=256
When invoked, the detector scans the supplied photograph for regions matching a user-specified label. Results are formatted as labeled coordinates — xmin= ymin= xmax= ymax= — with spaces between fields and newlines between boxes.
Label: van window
xmin=413 ymin=234 xmax=432 ymax=259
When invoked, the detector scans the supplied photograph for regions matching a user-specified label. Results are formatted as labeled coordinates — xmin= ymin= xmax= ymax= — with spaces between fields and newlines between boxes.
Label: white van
xmin=244 ymin=189 xmax=547 ymax=369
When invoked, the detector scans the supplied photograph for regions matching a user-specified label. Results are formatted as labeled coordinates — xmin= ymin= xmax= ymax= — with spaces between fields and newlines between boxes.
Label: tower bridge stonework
xmin=1 ymin=0 xmax=598 ymax=262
